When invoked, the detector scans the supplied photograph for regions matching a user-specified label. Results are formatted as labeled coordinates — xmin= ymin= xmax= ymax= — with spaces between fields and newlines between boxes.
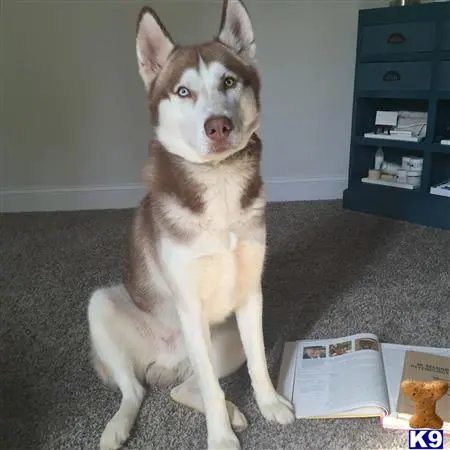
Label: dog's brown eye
xmin=176 ymin=86 xmax=190 ymax=98
xmin=223 ymin=76 xmax=236 ymax=89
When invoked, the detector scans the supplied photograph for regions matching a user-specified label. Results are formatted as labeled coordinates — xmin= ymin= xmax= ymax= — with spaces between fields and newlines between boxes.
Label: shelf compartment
xmin=433 ymin=99 xmax=450 ymax=144
xmin=429 ymin=152 xmax=450 ymax=190
xmin=349 ymin=144 xmax=425 ymax=190
xmin=353 ymin=97 xmax=429 ymax=142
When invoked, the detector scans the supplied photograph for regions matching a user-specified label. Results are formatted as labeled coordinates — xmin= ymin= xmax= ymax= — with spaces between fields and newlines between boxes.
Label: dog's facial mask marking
xmin=136 ymin=0 xmax=260 ymax=163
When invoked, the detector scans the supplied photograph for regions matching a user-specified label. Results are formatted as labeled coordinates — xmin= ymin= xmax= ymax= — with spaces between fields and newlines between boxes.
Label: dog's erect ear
xmin=136 ymin=7 xmax=175 ymax=91
xmin=217 ymin=0 xmax=255 ymax=63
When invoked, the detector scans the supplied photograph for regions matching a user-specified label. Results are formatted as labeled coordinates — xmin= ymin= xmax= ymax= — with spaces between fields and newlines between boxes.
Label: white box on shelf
xmin=440 ymin=139 xmax=450 ymax=146
xmin=375 ymin=111 xmax=398 ymax=127
xmin=430 ymin=181 xmax=450 ymax=198
xmin=366 ymin=111 xmax=427 ymax=143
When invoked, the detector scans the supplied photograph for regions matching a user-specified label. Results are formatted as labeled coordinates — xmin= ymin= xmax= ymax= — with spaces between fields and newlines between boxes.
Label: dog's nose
xmin=204 ymin=116 xmax=233 ymax=142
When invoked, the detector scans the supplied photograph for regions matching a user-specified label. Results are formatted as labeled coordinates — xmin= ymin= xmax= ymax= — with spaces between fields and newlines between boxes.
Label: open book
xmin=276 ymin=333 xmax=450 ymax=434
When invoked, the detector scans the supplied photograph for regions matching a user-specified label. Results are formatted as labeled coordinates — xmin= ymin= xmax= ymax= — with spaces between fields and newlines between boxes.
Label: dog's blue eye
xmin=224 ymin=76 xmax=236 ymax=89
xmin=176 ymin=86 xmax=190 ymax=97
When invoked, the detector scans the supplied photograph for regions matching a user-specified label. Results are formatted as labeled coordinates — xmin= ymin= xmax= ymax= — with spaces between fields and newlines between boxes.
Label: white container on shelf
xmin=374 ymin=148 xmax=384 ymax=170
xmin=381 ymin=161 xmax=402 ymax=175
xmin=408 ymin=157 xmax=423 ymax=170
xmin=397 ymin=169 xmax=408 ymax=183
xmin=402 ymin=156 xmax=423 ymax=171
xmin=406 ymin=170 xmax=422 ymax=187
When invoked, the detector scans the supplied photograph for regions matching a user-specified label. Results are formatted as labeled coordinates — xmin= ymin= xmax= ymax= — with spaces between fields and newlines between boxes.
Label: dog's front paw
xmin=100 ymin=414 xmax=132 ymax=450
xmin=257 ymin=392 xmax=295 ymax=425
xmin=208 ymin=428 xmax=241 ymax=450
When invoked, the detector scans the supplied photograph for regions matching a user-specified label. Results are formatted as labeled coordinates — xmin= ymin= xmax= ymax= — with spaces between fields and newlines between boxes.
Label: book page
xmin=276 ymin=341 xmax=297 ymax=402
xmin=381 ymin=343 xmax=450 ymax=418
xmin=397 ymin=351 xmax=450 ymax=423
xmin=280 ymin=333 xmax=390 ymax=418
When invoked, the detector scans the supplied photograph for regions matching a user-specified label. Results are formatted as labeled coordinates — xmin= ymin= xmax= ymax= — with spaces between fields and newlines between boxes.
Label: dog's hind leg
xmin=88 ymin=286 xmax=145 ymax=450
xmin=170 ymin=318 xmax=248 ymax=431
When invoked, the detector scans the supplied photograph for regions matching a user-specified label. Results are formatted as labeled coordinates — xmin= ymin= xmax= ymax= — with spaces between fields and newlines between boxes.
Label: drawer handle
xmin=383 ymin=70 xmax=401 ymax=82
xmin=387 ymin=32 xmax=406 ymax=44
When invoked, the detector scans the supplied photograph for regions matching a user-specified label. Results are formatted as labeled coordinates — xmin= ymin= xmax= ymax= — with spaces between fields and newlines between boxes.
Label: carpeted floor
xmin=1 ymin=200 xmax=449 ymax=450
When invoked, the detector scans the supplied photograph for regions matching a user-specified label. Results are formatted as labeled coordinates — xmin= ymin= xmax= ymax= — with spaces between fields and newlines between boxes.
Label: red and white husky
xmin=87 ymin=1 xmax=294 ymax=448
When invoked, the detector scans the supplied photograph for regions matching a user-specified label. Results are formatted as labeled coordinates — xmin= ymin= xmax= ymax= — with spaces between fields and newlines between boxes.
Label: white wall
xmin=0 ymin=0 xmax=384 ymax=213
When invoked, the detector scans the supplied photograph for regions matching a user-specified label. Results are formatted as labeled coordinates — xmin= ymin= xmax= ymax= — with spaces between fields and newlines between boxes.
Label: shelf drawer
xmin=442 ymin=21 xmax=450 ymax=50
xmin=437 ymin=61 xmax=450 ymax=91
xmin=357 ymin=62 xmax=432 ymax=92
xmin=360 ymin=22 xmax=435 ymax=57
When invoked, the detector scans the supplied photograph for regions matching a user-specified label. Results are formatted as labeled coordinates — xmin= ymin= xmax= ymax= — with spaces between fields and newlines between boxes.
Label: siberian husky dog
xmin=87 ymin=1 xmax=295 ymax=449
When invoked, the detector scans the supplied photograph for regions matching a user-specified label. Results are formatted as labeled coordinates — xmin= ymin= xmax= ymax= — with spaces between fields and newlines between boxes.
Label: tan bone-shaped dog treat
xmin=400 ymin=379 xmax=449 ymax=429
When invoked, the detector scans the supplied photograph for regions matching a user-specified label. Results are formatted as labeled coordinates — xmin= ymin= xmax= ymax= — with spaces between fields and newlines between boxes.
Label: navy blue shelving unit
xmin=343 ymin=2 xmax=450 ymax=230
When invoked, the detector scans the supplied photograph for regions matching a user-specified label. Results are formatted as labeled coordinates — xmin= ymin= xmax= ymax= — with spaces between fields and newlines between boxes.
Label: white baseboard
xmin=1 ymin=184 xmax=147 ymax=213
xmin=1 ymin=176 xmax=347 ymax=213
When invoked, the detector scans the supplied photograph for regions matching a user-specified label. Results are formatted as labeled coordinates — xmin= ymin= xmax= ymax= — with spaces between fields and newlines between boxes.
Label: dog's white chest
xmin=196 ymin=246 xmax=238 ymax=325
xmin=195 ymin=236 xmax=264 ymax=327
xmin=161 ymin=165 xmax=263 ymax=325
xmin=202 ymin=166 xmax=245 ymax=230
